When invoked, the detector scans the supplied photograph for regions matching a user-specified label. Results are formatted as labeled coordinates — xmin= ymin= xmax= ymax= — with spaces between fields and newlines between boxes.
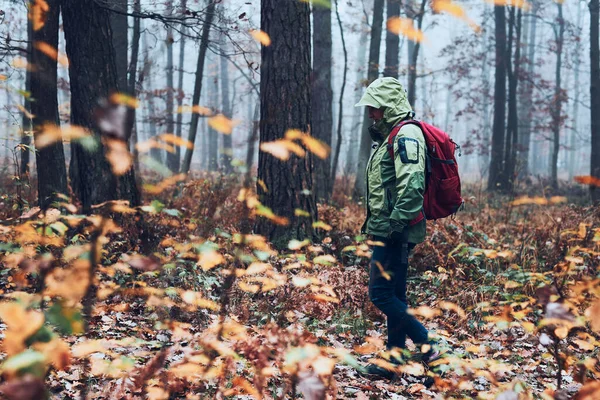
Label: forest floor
xmin=0 ymin=175 xmax=599 ymax=399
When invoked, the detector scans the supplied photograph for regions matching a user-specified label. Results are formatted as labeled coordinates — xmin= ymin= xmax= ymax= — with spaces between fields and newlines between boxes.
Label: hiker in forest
xmin=355 ymin=77 xmax=440 ymax=378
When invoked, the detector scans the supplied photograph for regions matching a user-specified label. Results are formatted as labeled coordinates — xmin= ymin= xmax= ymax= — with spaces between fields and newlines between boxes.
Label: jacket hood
xmin=355 ymin=77 xmax=413 ymax=127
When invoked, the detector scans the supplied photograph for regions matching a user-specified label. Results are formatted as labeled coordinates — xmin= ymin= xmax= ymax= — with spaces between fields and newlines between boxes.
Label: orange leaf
xmin=575 ymin=175 xmax=600 ymax=187
xmin=250 ymin=29 xmax=271 ymax=46
xmin=34 ymin=41 xmax=68 ymax=66
xmin=386 ymin=17 xmax=426 ymax=43
xmin=208 ymin=114 xmax=238 ymax=135
xmin=29 ymin=0 xmax=50 ymax=31
xmin=260 ymin=140 xmax=292 ymax=160
xmin=432 ymin=0 xmax=480 ymax=31
xmin=300 ymin=135 xmax=330 ymax=159
xmin=110 ymin=93 xmax=139 ymax=108
xmin=157 ymin=133 xmax=194 ymax=149
xmin=105 ymin=138 xmax=132 ymax=176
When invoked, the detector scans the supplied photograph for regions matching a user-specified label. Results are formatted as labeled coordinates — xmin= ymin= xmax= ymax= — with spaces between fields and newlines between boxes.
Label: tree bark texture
xmin=30 ymin=0 xmax=68 ymax=209
xmin=181 ymin=0 xmax=216 ymax=176
xmin=175 ymin=0 xmax=187 ymax=173
xmin=503 ymin=7 xmax=521 ymax=189
xmin=257 ymin=0 xmax=316 ymax=245
xmin=165 ymin=0 xmax=178 ymax=173
xmin=312 ymin=4 xmax=333 ymax=201
xmin=384 ymin=0 xmax=400 ymax=78
xmin=353 ymin=0 xmax=384 ymax=199
xmin=20 ymin=17 xmax=33 ymax=177
xmin=550 ymin=2 xmax=565 ymax=189
xmin=590 ymin=0 xmax=600 ymax=203
xmin=219 ymin=36 xmax=234 ymax=174
xmin=488 ymin=5 xmax=507 ymax=191
xmin=127 ymin=0 xmax=142 ymax=174
xmin=62 ymin=0 xmax=128 ymax=212
xmin=208 ymin=62 xmax=219 ymax=172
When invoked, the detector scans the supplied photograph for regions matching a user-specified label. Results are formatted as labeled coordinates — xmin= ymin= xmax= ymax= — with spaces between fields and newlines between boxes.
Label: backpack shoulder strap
xmin=386 ymin=120 xmax=421 ymax=159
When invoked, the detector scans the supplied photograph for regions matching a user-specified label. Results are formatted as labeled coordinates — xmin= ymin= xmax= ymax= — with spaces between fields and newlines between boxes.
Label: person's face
xmin=368 ymin=106 xmax=384 ymax=121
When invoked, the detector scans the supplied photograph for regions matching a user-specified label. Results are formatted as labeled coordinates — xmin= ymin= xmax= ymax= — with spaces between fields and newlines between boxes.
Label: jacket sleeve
xmin=389 ymin=124 xmax=426 ymax=232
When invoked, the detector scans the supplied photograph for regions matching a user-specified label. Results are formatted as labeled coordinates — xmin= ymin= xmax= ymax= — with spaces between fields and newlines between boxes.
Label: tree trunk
xmin=517 ymin=2 xmax=538 ymax=179
xmin=128 ymin=0 xmax=142 ymax=175
xmin=384 ymin=0 xmax=400 ymax=78
xmin=256 ymin=0 xmax=316 ymax=246
xmin=407 ymin=0 xmax=427 ymax=110
xmin=591 ymin=0 xmax=600 ymax=203
xmin=208 ymin=61 xmax=219 ymax=172
xmin=488 ymin=5 xmax=507 ymax=192
xmin=312 ymin=4 xmax=333 ymax=201
xmin=503 ymin=7 xmax=522 ymax=190
xmin=181 ymin=0 xmax=216 ymax=176
xmin=219 ymin=36 xmax=234 ymax=174
xmin=20 ymin=17 xmax=33 ymax=177
xmin=330 ymin=0 xmax=348 ymax=191
xmin=175 ymin=0 xmax=187 ymax=173
xmin=62 ymin=0 xmax=134 ymax=212
xmin=550 ymin=2 xmax=565 ymax=190
xmin=165 ymin=0 xmax=178 ymax=173
xmin=30 ymin=0 xmax=68 ymax=209
xmin=110 ymin=0 xmax=128 ymax=93
xmin=344 ymin=20 xmax=369 ymax=176
xmin=353 ymin=0 xmax=384 ymax=200
xmin=569 ymin=0 xmax=583 ymax=179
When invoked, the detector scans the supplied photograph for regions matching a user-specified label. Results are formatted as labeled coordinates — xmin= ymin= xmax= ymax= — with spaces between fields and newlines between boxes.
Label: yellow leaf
xmin=110 ymin=93 xmax=139 ymax=108
xmin=260 ymin=140 xmax=291 ymax=160
xmin=438 ymin=301 xmax=466 ymax=318
xmin=312 ymin=356 xmax=336 ymax=376
xmin=549 ymin=196 xmax=567 ymax=204
xmin=208 ymin=114 xmax=238 ymax=135
xmin=0 ymin=302 xmax=45 ymax=356
xmin=398 ymin=362 xmax=425 ymax=376
xmin=295 ymin=209 xmax=311 ymax=217
xmin=12 ymin=57 xmax=29 ymax=70
xmin=34 ymin=41 xmax=69 ymax=66
xmin=16 ymin=104 xmax=34 ymax=120
xmin=386 ymin=17 xmax=427 ymax=43
xmin=197 ymin=250 xmax=224 ymax=271
xmin=409 ymin=306 xmax=441 ymax=319
xmin=143 ymin=173 xmax=187 ymax=195
xmin=312 ymin=294 xmax=339 ymax=303
xmin=44 ymin=259 xmax=90 ymax=305
xmin=136 ymin=139 xmax=176 ymax=154
xmin=245 ymin=262 xmax=271 ymax=275
xmin=239 ymin=281 xmax=260 ymax=293
xmin=432 ymin=0 xmax=480 ymax=31
xmin=555 ymin=326 xmax=569 ymax=339
xmin=374 ymin=261 xmax=391 ymax=281
xmin=578 ymin=223 xmax=587 ymax=239
xmin=573 ymin=339 xmax=595 ymax=351
xmin=180 ymin=291 xmax=219 ymax=310
xmin=36 ymin=124 xmax=90 ymax=149
xmin=0 ymin=74 xmax=7 ymax=80
xmin=485 ymin=0 xmax=531 ymax=10
xmin=312 ymin=221 xmax=332 ymax=231
xmin=29 ymin=0 xmax=49 ymax=31
xmin=176 ymin=105 xmax=213 ymax=115
xmin=313 ymin=254 xmax=337 ymax=265
xmin=504 ymin=281 xmax=521 ymax=289
xmin=71 ymin=340 xmax=105 ymax=358
xmin=105 ymin=138 xmax=132 ymax=175
xmin=288 ymin=239 xmax=310 ymax=250
xmin=250 ymin=29 xmax=271 ymax=46
xmin=157 ymin=133 xmax=193 ymax=149
xmin=585 ymin=300 xmax=600 ymax=332
xmin=301 ymin=135 xmax=330 ymax=159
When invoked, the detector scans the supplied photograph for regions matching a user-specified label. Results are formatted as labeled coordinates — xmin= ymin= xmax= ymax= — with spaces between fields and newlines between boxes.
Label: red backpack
xmin=387 ymin=120 xmax=463 ymax=225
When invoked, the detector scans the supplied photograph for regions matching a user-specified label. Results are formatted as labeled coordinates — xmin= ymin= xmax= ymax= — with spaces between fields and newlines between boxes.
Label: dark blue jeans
xmin=368 ymin=236 xmax=429 ymax=349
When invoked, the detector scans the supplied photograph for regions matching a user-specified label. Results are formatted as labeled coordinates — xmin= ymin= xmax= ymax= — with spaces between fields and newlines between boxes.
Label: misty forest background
xmin=0 ymin=0 xmax=600 ymax=399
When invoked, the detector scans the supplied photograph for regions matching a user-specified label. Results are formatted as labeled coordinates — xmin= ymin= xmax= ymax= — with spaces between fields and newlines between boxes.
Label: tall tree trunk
xmin=165 ymin=0 xmax=178 ymax=172
xmin=111 ymin=0 xmax=140 ymax=206
xmin=141 ymin=29 xmax=161 ymax=163
xmin=344 ymin=20 xmax=369 ymax=176
xmin=488 ymin=5 xmax=507 ymax=192
xmin=591 ymin=0 xmax=600 ymax=203
xmin=30 ymin=0 xmax=68 ymax=208
xmin=481 ymin=4 xmax=493 ymax=175
xmin=175 ymin=0 xmax=187 ymax=173
xmin=128 ymin=0 xmax=141 ymax=175
xmin=208 ymin=62 xmax=219 ymax=172
xmin=407 ymin=0 xmax=427 ymax=110
xmin=353 ymin=0 xmax=384 ymax=199
xmin=62 ymin=0 xmax=135 ymax=212
xmin=256 ymin=0 xmax=316 ymax=246
xmin=569 ymin=0 xmax=583 ymax=179
xmin=20 ymin=17 xmax=33 ymax=177
xmin=550 ymin=2 xmax=565 ymax=190
xmin=517 ymin=2 xmax=538 ymax=179
xmin=312 ymin=3 xmax=333 ymax=201
xmin=330 ymin=0 xmax=348 ymax=191
xmin=384 ymin=0 xmax=400 ymax=78
xmin=503 ymin=7 xmax=522 ymax=189
xmin=110 ymin=0 xmax=128 ymax=94
xmin=219 ymin=36 xmax=233 ymax=174
xmin=181 ymin=0 xmax=216 ymax=176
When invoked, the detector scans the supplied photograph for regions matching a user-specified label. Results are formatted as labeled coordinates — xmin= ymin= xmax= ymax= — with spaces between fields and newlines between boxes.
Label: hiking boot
xmin=422 ymin=348 xmax=441 ymax=365
xmin=364 ymin=362 xmax=396 ymax=380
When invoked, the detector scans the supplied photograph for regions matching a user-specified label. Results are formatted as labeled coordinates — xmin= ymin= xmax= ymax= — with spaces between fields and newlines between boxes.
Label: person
xmin=355 ymin=77 xmax=439 ymax=378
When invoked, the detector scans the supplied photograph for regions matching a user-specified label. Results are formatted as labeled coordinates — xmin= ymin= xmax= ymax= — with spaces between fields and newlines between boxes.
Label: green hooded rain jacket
xmin=355 ymin=77 xmax=426 ymax=244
